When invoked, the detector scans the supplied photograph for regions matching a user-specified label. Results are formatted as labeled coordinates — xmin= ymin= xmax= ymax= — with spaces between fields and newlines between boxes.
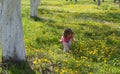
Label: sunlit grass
xmin=22 ymin=0 xmax=120 ymax=74
xmin=1 ymin=0 xmax=120 ymax=74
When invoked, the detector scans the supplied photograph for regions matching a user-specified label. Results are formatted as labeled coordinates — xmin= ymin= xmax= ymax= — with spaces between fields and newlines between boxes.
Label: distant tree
xmin=66 ymin=0 xmax=72 ymax=1
xmin=30 ymin=0 xmax=40 ymax=18
xmin=66 ymin=0 xmax=77 ymax=2
xmin=0 ymin=0 xmax=26 ymax=62
xmin=114 ymin=0 xmax=116 ymax=3
xmin=93 ymin=0 xmax=101 ymax=5
xmin=75 ymin=0 xmax=77 ymax=2
xmin=94 ymin=0 xmax=104 ymax=2
xmin=97 ymin=0 xmax=101 ymax=6
xmin=114 ymin=0 xmax=120 ymax=3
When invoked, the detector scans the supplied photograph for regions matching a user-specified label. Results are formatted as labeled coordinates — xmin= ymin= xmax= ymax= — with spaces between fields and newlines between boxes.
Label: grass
xmin=1 ymin=0 xmax=120 ymax=74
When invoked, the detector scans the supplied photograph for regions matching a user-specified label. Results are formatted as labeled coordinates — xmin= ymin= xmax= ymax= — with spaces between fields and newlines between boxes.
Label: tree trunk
xmin=30 ymin=0 xmax=40 ymax=18
xmin=0 ymin=0 xmax=2 ymax=16
xmin=75 ymin=0 xmax=77 ymax=2
xmin=0 ymin=0 xmax=2 ymax=50
xmin=114 ymin=0 xmax=117 ymax=3
xmin=0 ymin=0 xmax=3 ymax=21
xmin=0 ymin=0 xmax=26 ymax=62
xmin=97 ymin=0 xmax=100 ymax=6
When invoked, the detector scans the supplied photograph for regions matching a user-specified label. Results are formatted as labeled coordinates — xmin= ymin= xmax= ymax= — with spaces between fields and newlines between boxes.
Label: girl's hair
xmin=63 ymin=28 xmax=73 ymax=38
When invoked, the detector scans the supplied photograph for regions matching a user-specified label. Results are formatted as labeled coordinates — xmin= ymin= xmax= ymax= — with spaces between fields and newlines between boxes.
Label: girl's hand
xmin=74 ymin=40 xmax=77 ymax=43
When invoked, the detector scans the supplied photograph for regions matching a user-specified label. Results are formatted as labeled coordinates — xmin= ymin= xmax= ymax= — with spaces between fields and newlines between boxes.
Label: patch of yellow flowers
xmin=33 ymin=58 xmax=50 ymax=65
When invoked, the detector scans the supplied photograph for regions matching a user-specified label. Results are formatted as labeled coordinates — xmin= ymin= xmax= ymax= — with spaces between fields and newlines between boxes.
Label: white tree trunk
xmin=0 ymin=0 xmax=3 ymax=48
xmin=0 ymin=0 xmax=2 ymax=17
xmin=30 ymin=0 xmax=40 ymax=18
xmin=0 ymin=0 xmax=26 ymax=62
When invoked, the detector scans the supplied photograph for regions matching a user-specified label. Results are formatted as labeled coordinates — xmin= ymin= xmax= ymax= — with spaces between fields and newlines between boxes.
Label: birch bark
xmin=30 ymin=0 xmax=40 ymax=18
xmin=0 ymin=0 xmax=26 ymax=62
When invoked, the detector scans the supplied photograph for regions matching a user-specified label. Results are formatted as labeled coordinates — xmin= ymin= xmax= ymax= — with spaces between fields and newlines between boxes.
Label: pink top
xmin=60 ymin=35 xmax=73 ymax=43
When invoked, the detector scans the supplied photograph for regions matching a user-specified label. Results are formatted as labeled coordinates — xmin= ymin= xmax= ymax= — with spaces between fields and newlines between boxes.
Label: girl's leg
xmin=68 ymin=41 xmax=71 ymax=48
xmin=62 ymin=42 xmax=69 ymax=52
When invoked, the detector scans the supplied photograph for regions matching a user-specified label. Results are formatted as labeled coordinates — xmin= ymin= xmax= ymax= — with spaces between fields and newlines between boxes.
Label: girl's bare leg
xmin=63 ymin=42 xmax=69 ymax=52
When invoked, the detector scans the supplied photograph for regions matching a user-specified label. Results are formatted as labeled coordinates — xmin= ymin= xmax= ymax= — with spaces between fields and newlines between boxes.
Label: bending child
xmin=60 ymin=28 xmax=76 ymax=52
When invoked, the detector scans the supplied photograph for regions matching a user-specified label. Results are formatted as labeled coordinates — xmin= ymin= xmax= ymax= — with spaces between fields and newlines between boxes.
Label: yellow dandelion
xmin=88 ymin=64 xmax=90 ymax=67
xmin=76 ymin=60 xmax=79 ymax=63
xmin=55 ymin=68 xmax=59 ymax=72
xmin=62 ymin=69 xmax=65 ymax=73
xmin=38 ymin=59 xmax=41 ymax=63
xmin=33 ymin=60 xmax=37 ymax=65
xmin=89 ymin=72 xmax=93 ymax=74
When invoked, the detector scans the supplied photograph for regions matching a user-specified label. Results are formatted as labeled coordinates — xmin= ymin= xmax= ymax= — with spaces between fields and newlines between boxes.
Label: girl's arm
xmin=71 ymin=34 xmax=77 ymax=43
xmin=73 ymin=37 xmax=77 ymax=43
xmin=60 ymin=36 xmax=64 ymax=43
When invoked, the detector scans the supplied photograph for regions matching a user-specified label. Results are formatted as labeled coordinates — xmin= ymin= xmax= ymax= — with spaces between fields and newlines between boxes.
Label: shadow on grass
xmin=37 ymin=7 xmax=120 ymax=24
xmin=1 ymin=61 xmax=35 ymax=74
xmin=73 ymin=12 xmax=120 ymax=23
xmin=38 ymin=8 xmax=69 ymax=15
xmin=41 ymin=3 xmax=63 ymax=7
xmin=30 ymin=16 xmax=55 ymax=23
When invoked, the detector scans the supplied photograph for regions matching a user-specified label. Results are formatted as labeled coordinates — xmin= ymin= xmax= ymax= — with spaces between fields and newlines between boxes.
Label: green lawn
xmin=1 ymin=0 xmax=120 ymax=74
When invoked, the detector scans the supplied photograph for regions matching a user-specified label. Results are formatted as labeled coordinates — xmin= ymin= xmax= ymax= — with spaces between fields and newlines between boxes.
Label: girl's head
xmin=63 ymin=28 xmax=73 ymax=38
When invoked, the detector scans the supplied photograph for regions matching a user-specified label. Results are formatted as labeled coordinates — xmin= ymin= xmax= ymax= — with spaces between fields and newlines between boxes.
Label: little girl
xmin=60 ymin=28 xmax=76 ymax=52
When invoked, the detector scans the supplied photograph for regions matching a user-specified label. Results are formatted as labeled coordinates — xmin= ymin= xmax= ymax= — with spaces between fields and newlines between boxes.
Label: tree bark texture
xmin=0 ymin=0 xmax=26 ymax=62
xmin=97 ymin=0 xmax=100 ymax=6
xmin=0 ymin=0 xmax=3 ymax=48
xmin=30 ymin=0 xmax=40 ymax=18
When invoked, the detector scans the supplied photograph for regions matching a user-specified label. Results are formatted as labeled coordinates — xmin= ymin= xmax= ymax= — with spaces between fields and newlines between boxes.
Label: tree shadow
xmin=35 ymin=8 xmax=69 ymax=29
xmin=30 ymin=16 xmax=55 ymax=24
xmin=0 ymin=60 xmax=35 ymax=74
xmin=37 ymin=7 xmax=120 ymax=30
xmin=73 ymin=12 xmax=120 ymax=23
